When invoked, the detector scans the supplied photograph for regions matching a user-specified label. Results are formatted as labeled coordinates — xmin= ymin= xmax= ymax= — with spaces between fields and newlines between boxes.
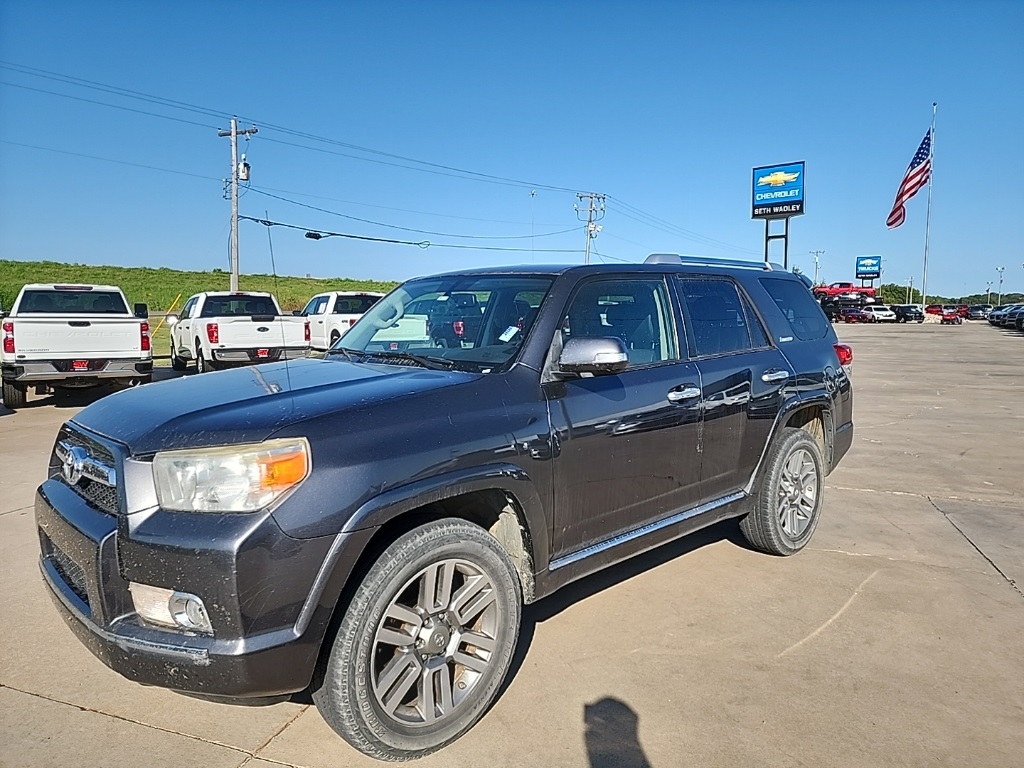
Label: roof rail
xmin=644 ymin=253 xmax=774 ymax=271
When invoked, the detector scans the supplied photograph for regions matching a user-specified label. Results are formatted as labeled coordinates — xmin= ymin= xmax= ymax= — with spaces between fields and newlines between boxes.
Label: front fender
xmin=341 ymin=462 xmax=550 ymax=572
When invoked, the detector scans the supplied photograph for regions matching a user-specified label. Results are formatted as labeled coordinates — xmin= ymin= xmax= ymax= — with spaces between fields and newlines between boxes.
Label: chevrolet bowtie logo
xmin=757 ymin=171 xmax=800 ymax=187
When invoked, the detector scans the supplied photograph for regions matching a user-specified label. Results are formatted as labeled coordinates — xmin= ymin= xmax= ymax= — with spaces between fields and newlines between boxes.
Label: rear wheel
xmin=2 ymin=381 xmax=27 ymax=409
xmin=330 ymin=331 xmax=341 ymax=348
xmin=312 ymin=518 xmax=522 ymax=761
xmin=195 ymin=343 xmax=211 ymax=374
xmin=741 ymin=427 xmax=825 ymax=556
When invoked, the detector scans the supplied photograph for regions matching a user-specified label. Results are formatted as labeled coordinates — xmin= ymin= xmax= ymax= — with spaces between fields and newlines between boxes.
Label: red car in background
xmin=837 ymin=307 xmax=873 ymax=323
xmin=925 ymin=304 xmax=943 ymax=315
xmin=940 ymin=308 xmax=963 ymax=325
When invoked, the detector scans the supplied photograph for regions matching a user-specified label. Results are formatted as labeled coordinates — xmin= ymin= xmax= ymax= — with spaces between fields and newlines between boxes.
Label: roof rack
xmin=644 ymin=253 xmax=775 ymax=271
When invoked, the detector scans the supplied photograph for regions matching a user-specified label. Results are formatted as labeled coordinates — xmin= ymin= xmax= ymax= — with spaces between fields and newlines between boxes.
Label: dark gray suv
xmin=36 ymin=255 xmax=853 ymax=761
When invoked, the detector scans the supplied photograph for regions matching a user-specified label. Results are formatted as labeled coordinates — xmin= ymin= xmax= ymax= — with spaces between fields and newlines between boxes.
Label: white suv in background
xmin=862 ymin=305 xmax=897 ymax=323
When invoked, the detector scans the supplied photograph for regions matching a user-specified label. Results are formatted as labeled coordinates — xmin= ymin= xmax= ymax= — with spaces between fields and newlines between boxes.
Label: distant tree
xmin=879 ymin=283 xmax=921 ymax=305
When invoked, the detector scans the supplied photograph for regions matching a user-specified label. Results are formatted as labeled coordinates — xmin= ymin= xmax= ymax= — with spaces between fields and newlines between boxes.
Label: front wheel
xmin=312 ymin=519 xmax=522 ymax=761
xmin=741 ymin=427 xmax=825 ymax=556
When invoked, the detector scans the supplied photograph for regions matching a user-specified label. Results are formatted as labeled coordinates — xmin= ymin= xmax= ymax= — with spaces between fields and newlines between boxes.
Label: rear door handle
xmin=667 ymin=386 xmax=701 ymax=402
xmin=762 ymin=369 xmax=791 ymax=383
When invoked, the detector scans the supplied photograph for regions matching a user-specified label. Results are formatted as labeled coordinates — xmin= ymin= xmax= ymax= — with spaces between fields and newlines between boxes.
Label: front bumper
xmin=4 ymin=359 xmax=152 ymax=383
xmin=35 ymin=479 xmax=367 ymax=698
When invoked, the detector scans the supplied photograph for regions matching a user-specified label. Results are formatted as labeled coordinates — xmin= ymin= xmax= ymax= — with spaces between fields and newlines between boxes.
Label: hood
xmin=73 ymin=357 xmax=478 ymax=454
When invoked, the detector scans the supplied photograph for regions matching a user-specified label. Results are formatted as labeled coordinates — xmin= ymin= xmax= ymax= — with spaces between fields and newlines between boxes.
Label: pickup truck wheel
xmin=312 ymin=518 xmax=522 ymax=761
xmin=741 ymin=427 xmax=824 ymax=556
xmin=330 ymin=331 xmax=340 ymax=347
xmin=2 ymin=381 xmax=27 ymax=409
xmin=170 ymin=343 xmax=187 ymax=371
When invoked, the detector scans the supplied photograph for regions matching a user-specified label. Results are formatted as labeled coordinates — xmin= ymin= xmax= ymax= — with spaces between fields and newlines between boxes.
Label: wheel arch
xmin=744 ymin=397 xmax=834 ymax=494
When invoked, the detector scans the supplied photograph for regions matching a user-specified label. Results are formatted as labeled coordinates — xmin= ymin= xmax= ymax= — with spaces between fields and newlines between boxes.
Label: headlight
xmin=152 ymin=438 xmax=310 ymax=512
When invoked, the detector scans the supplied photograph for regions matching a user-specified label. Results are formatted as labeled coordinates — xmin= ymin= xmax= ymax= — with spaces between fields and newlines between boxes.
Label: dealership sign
xmin=855 ymin=255 xmax=882 ymax=280
xmin=752 ymin=161 xmax=805 ymax=219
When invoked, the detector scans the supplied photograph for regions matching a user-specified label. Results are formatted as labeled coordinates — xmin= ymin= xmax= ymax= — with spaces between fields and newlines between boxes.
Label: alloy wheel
xmin=777 ymin=448 xmax=818 ymax=538
xmin=371 ymin=558 xmax=501 ymax=727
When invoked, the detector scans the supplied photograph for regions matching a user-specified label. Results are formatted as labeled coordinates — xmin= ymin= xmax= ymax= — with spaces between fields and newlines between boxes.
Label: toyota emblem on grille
xmin=62 ymin=446 xmax=89 ymax=486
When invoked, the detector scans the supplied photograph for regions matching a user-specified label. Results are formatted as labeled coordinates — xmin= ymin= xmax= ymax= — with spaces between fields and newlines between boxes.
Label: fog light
xmin=129 ymin=583 xmax=213 ymax=635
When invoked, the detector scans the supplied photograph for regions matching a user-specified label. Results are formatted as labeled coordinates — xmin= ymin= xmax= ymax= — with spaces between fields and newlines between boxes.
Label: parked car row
xmin=826 ymin=303 xmax=923 ymax=324
xmin=988 ymin=303 xmax=1024 ymax=331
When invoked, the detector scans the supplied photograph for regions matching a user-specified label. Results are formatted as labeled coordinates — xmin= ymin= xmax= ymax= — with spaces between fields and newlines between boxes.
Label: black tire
xmin=170 ymin=340 xmax=187 ymax=371
xmin=312 ymin=518 xmax=522 ymax=761
xmin=195 ymin=340 xmax=213 ymax=373
xmin=740 ymin=427 xmax=825 ymax=556
xmin=330 ymin=331 xmax=341 ymax=348
xmin=2 ymin=380 xmax=27 ymax=409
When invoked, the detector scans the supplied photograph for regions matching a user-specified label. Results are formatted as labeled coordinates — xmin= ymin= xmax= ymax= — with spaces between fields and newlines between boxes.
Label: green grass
xmin=0 ymin=260 xmax=398 ymax=313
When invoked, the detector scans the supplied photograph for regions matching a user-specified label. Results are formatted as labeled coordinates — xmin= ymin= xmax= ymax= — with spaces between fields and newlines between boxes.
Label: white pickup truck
xmin=168 ymin=291 xmax=309 ymax=373
xmin=1 ymin=283 xmax=153 ymax=409
xmin=300 ymin=290 xmax=385 ymax=351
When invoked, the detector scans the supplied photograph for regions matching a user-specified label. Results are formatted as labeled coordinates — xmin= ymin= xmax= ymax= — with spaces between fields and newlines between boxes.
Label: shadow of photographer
xmin=584 ymin=697 xmax=653 ymax=768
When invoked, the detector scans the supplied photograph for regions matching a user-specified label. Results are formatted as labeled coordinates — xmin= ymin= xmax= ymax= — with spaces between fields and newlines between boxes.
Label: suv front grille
xmin=48 ymin=539 xmax=90 ymax=606
xmin=53 ymin=427 xmax=121 ymax=515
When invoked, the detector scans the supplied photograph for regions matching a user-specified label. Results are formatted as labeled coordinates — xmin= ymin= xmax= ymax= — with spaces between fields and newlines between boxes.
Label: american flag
xmin=886 ymin=130 xmax=932 ymax=228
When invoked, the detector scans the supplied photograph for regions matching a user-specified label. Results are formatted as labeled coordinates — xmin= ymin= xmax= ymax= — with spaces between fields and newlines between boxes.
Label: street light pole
xmin=996 ymin=267 xmax=1005 ymax=305
xmin=906 ymin=276 xmax=913 ymax=305
xmin=986 ymin=281 xmax=993 ymax=304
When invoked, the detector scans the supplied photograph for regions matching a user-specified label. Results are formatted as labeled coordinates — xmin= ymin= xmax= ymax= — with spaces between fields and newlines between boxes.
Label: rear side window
xmin=759 ymin=278 xmax=829 ymax=341
xmin=677 ymin=278 xmax=754 ymax=357
xmin=333 ymin=296 xmax=380 ymax=314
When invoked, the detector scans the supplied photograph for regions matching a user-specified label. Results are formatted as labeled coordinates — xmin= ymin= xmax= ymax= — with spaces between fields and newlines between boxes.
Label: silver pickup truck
xmin=1 ymin=283 xmax=152 ymax=409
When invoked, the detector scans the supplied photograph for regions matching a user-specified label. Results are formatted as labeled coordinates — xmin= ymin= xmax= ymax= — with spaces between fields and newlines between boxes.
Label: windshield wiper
xmin=365 ymin=350 xmax=456 ymax=370
xmin=327 ymin=346 xmax=368 ymax=362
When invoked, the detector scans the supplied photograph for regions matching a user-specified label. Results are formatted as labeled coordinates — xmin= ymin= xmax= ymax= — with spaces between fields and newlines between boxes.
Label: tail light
xmin=140 ymin=322 xmax=151 ymax=352
xmin=2 ymin=321 xmax=14 ymax=354
xmin=207 ymin=323 xmax=219 ymax=344
xmin=834 ymin=343 xmax=853 ymax=367
xmin=349 ymin=318 xmax=357 ymax=327
xmin=453 ymin=320 xmax=465 ymax=337
xmin=304 ymin=321 xmax=311 ymax=342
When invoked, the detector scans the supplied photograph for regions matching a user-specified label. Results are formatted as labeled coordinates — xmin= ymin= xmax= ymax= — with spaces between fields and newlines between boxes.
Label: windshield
xmin=200 ymin=295 xmax=279 ymax=317
xmin=18 ymin=289 xmax=128 ymax=314
xmin=332 ymin=274 xmax=554 ymax=372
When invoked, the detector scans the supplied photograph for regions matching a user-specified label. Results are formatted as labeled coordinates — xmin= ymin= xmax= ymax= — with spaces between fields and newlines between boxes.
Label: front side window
xmin=335 ymin=275 xmax=555 ymax=372
xmin=561 ymin=277 xmax=678 ymax=365
xmin=302 ymin=296 xmax=329 ymax=316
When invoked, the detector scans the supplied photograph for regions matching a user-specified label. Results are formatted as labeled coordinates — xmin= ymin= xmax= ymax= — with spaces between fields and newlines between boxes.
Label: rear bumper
xmin=35 ymin=480 xmax=366 ymax=698
xmin=211 ymin=347 xmax=309 ymax=363
xmin=3 ymin=360 xmax=151 ymax=383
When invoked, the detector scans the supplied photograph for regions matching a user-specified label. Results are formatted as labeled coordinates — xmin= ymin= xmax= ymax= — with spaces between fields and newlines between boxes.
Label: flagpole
xmin=921 ymin=102 xmax=936 ymax=307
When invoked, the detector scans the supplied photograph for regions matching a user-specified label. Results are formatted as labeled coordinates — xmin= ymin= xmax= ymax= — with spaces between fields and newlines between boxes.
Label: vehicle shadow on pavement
xmin=584 ymin=697 xmax=653 ymax=768
xmin=3 ymin=368 xmax=186 ymax=411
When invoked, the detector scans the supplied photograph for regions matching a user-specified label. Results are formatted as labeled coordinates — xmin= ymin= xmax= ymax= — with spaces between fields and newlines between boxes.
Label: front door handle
xmin=667 ymin=386 xmax=701 ymax=402
xmin=762 ymin=369 xmax=791 ymax=383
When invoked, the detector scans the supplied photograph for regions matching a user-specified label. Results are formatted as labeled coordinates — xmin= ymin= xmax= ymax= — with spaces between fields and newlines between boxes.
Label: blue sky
xmin=1 ymin=1 xmax=1022 ymax=299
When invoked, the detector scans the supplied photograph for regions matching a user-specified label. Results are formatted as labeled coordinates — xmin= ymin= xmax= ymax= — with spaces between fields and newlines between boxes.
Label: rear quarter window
xmin=759 ymin=278 xmax=829 ymax=341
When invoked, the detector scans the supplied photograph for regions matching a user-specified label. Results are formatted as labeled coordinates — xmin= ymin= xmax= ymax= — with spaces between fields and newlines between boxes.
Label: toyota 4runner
xmin=36 ymin=255 xmax=853 ymax=761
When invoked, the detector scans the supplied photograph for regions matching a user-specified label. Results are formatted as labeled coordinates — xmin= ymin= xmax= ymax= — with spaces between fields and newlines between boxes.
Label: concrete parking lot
xmin=1 ymin=322 xmax=1022 ymax=768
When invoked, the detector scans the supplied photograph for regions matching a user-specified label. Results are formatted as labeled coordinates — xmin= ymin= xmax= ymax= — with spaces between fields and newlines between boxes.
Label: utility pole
xmin=575 ymin=193 xmax=606 ymax=265
xmin=906 ymin=276 xmax=914 ymax=304
xmin=996 ymin=266 xmax=1005 ymax=304
xmin=218 ymin=118 xmax=258 ymax=290
xmin=808 ymin=250 xmax=824 ymax=285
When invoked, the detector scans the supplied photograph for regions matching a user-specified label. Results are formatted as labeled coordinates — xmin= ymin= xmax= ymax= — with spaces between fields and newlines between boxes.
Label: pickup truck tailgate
xmin=216 ymin=316 xmax=307 ymax=347
xmin=12 ymin=318 xmax=143 ymax=356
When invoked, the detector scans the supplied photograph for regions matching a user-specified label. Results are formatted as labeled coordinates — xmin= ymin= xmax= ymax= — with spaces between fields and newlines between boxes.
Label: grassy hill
xmin=0 ymin=260 xmax=398 ymax=313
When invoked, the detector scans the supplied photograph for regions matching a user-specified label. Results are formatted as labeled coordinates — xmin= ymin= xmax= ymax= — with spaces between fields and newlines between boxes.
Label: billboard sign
xmin=855 ymin=255 xmax=882 ymax=280
xmin=752 ymin=161 xmax=805 ymax=219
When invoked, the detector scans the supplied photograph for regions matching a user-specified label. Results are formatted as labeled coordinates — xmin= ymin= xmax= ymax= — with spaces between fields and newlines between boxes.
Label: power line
xmin=0 ymin=80 xmax=221 ymax=129
xmin=239 ymin=216 xmax=585 ymax=253
xmin=606 ymin=197 xmax=761 ymax=255
xmin=0 ymin=139 xmax=221 ymax=181
xmin=246 ymin=187 xmax=582 ymax=240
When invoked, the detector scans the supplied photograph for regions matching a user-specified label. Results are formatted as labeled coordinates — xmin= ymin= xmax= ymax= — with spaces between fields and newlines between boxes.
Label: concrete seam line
xmin=827 ymin=484 xmax=1021 ymax=507
xmin=0 ymin=505 xmax=35 ymax=517
xmin=811 ymin=547 xmax=994 ymax=576
xmin=927 ymin=497 xmax=1024 ymax=600
xmin=0 ymin=683 xmax=309 ymax=768
xmin=776 ymin=570 xmax=880 ymax=658
xmin=253 ymin=703 xmax=309 ymax=757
